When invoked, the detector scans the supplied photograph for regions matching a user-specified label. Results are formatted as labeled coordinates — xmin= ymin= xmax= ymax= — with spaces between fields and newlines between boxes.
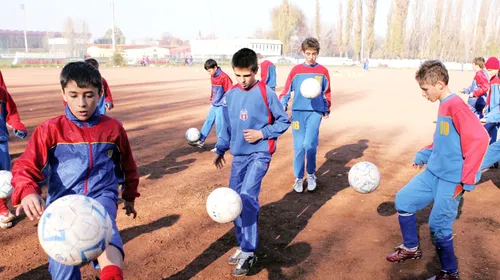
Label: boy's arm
xmin=279 ymin=70 xmax=295 ymax=110
xmin=215 ymin=104 xmax=231 ymax=155
xmin=323 ymin=70 xmax=332 ymax=114
xmin=453 ymin=109 xmax=489 ymax=190
xmin=483 ymin=83 xmax=500 ymax=122
xmin=413 ymin=143 xmax=433 ymax=165
xmin=11 ymin=126 xmax=49 ymax=205
xmin=223 ymin=75 xmax=233 ymax=94
xmin=0 ymin=71 xmax=6 ymax=90
xmin=260 ymin=62 xmax=268 ymax=84
xmin=102 ymin=78 xmax=114 ymax=104
xmin=4 ymin=88 xmax=27 ymax=136
xmin=261 ymin=91 xmax=291 ymax=139
xmin=471 ymin=71 xmax=489 ymax=97
xmin=117 ymin=124 xmax=140 ymax=202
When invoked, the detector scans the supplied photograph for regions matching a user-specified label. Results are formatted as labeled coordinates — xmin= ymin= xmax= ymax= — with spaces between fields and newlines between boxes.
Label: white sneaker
xmin=293 ymin=179 xmax=304 ymax=193
xmin=228 ymin=247 xmax=242 ymax=264
xmin=307 ymin=174 xmax=317 ymax=191
xmin=188 ymin=140 xmax=204 ymax=148
xmin=210 ymin=147 xmax=217 ymax=153
xmin=0 ymin=211 xmax=14 ymax=229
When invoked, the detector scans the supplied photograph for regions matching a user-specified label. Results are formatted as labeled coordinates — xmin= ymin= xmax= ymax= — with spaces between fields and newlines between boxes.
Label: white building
xmin=189 ymin=39 xmax=282 ymax=61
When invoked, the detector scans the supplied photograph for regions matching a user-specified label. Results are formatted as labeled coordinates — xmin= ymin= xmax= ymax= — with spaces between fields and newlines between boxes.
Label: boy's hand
xmin=14 ymin=129 xmax=27 ymax=139
xmin=105 ymin=103 xmax=114 ymax=110
xmin=213 ymin=153 xmax=225 ymax=169
xmin=16 ymin=193 xmax=45 ymax=220
xmin=243 ymin=129 xmax=263 ymax=143
xmin=123 ymin=200 xmax=137 ymax=219
xmin=323 ymin=113 xmax=329 ymax=119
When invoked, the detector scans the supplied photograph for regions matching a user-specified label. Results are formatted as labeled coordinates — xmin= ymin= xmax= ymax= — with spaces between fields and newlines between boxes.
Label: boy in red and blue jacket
xmin=85 ymin=58 xmax=114 ymax=115
xmin=460 ymin=57 xmax=489 ymax=118
xmin=213 ymin=48 xmax=290 ymax=276
xmin=257 ymin=53 xmax=277 ymax=91
xmin=386 ymin=60 xmax=488 ymax=280
xmin=12 ymin=62 xmax=139 ymax=280
xmin=190 ymin=59 xmax=233 ymax=150
xmin=481 ymin=57 xmax=500 ymax=146
xmin=279 ymin=37 xmax=331 ymax=193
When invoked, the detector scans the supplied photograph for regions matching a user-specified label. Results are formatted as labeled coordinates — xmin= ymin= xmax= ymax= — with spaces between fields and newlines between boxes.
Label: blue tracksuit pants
xmin=0 ymin=141 xmax=10 ymax=170
xmin=200 ymin=105 xmax=224 ymax=142
xmin=48 ymin=195 xmax=124 ymax=280
xmin=229 ymin=152 xmax=271 ymax=253
xmin=291 ymin=111 xmax=322 ymax=179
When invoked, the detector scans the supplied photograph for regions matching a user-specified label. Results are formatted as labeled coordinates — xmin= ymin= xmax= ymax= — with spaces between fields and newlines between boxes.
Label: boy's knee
xmin=394 ymin=190 xmax=409 ymax=212
xmin=303 ymin=142 xmax=317 ymax=151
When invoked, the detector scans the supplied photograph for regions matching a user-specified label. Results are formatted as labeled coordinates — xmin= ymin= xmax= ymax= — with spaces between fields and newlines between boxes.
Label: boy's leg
xmin=214 ymin=105 xmax=224 ymax=139
xmin=229 ymin=156 xmax=249 ymax=249
xmin=199 ymin=106 xmax=216 ymax=142
xmin=484 ymin=123 xmax=499 ymax=144
xmin=303 ymin=112 xmax=322 ymax=175
xmin=48 ymin=258 xmax=81 ymax=280
xmin=291 ymin=111 xmax=306 ymax=179
xmin=428 ymin=179 xmax=462 ymax=275
xmin=387 ymin=170 xmax=437 ymax=262
xmin=480 ymin=140 xmax=500 ymax=171
xmin=0 ymin=142 xmax=13 ymax=228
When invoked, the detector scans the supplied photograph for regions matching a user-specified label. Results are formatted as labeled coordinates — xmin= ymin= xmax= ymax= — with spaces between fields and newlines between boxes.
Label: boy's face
xmin=487 ymin=68 xmax=498 ymax=77
xmin=418 ymin=80 xmax=445 ymax=103
xmin=302 ymin=48 xmax=318 ymax=65
xmin=473 ymin=63 xmax=480 ymax=71
xmin=206 ymin=67 xmax=217 ymax=77
xmin=233 ymin=67 xmax=257 ymax=90
xmin=61 ymin=80 xmax=100 ymax=121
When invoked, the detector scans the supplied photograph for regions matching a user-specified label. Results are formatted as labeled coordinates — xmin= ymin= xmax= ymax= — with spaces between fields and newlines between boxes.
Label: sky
xmin=0 ymin=0 xmax=392 ymax=41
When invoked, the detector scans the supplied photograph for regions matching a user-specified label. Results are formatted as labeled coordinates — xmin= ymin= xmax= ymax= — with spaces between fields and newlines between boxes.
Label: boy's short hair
xmin=204 ymin=59 xmax=218 ymax=70
xmin=472 ymin=57 xmax=486 ymax=69
xmin=232 ymin=48 xmax=258 ymax=72
xmin=60 ymin=62 xmax=102 ymax=92
xmin=301 ymin=37 xmax=321 ymax=53
xmin=84 ymin=58 xmax=99 ymax=70
xmin=415 ymin=60 xmax=449 ymax=86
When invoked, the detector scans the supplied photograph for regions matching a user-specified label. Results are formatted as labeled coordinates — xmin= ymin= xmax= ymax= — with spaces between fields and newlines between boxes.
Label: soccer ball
xmin=0 ymin=170 xmax=13 ymax=199
xmin=300 ymin=78 xmax=322 ymax=99
xmin=206 ymin=187 xmax=243 ymax=223
xmin=348 ymin=162 xmax=381 ymax=194
xmin=186 ymin=127 xmax=201 ymax=142
xmin=38 ymin=195 xmax=113 ymax=266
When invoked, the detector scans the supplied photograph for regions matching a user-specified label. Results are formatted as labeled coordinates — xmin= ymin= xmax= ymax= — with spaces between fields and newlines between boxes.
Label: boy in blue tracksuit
xmin=386 ymin=60 xmax=488 ymax=280
xmin=257 ymin=53 xmax=277 ymax=91
xmin=213 ymin=48 xmax=290 ymax=276
xmin=460 ymin=57 xmax=489 ymax=119
xmin=189 ymin=59 xmax=233 ymax=150
xmin=279 ymin=37 xmax=331 ymax=193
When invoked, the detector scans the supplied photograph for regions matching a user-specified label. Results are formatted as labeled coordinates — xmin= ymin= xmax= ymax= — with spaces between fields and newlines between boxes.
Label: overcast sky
xmin=0 ymin=0 xmax=393 ymax=40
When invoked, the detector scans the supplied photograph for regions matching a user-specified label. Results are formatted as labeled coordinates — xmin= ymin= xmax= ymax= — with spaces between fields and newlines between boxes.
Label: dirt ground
xmin=0 ymin=65 xmax=499 ymax=280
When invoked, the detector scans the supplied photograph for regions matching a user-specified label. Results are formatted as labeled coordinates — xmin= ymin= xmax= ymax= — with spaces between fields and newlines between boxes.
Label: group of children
xmin=0 ymin=38 xmax=499 ymax=279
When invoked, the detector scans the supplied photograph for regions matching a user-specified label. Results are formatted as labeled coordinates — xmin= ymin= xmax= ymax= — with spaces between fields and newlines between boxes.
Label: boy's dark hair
xmin=60 ymin=62 xmax=102 ymax=92
xmin=473 ymin=57 xmax=485 ymax=69
xmin=204 ymin=59 xmax=218 ymax=70
xmin=301 ymin=37 xmax=320 ymax=53
xmin=84 ymin=58 xmax=99 ymax=70
xmin=415 ymin=60 xmax=449 ymax=86
xmin=232 ymin=48 xmax=258 ymax=72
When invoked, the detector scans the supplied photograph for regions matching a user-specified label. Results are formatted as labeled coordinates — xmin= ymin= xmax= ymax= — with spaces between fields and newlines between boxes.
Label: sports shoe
xmin=307 ymin=173 xmax=317 ymax=191
xmin=233 ymin=254 xmax=257 ymax=277
xmin=386 ymin=244 xmax=422 ymax=263
xmin=293 ymin=179 xmax=303 ymax=193
xmin=0 ymin=211 xmax=14 ymax=229
xmin=427 ymin=270 xmax=460 ymax=280
xmin=188 ymin=140 xmax=204 ymax=148
xmin=210 ymin=147 xmax=217 ymax=153
xmin=228 ymin=247 xmax=242 ymax=264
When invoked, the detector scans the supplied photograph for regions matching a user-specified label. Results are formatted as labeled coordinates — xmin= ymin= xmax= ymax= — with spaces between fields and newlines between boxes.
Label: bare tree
xmin=384 ymin=0 xmax=395 ymax=57
xmin=271 ymin=0 xmax=307 ymax=55
xmin=344 ymin=0 xmax=355 ymax=57
xmin=63 ymin=17 xmax=76 ymax=57
xmin=337 ymin=2 xmax=344 ymax=57
xmin=390 ymin=0 xmax=409 ymax=58
xmin=475 ymin=0 xmax=490 ymax=56
xmin=315 ymin=0 xmax=321 ymax=40
xmin=365 ymin=0 xmax=377 ymax=58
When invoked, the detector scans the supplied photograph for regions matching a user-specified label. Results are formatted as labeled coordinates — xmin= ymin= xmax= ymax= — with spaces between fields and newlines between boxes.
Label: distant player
xmin=257 ymin=53 xmax=277 ymax=91
xmin=481 ymin=57 xmax=500 ymax=144
xmin=189 ymin=59 xmax=233 ymax=151
xmin=386 ymin=60 xmax=488 ymax=280
xmin=279 ymin=37 xmax=331 ymax=193
xmin=460 ymin=57 xmax=489 ymax=118
xmin=0 ymin=79 xmax=28 ymax=229
xmin=85 ymin=58 xmax=115 ymax=115
xmin=213 ymin=48 xmax=290 ymax=276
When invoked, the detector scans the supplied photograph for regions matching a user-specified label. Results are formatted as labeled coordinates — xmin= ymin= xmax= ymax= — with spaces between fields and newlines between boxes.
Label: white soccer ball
xmin=206 ymin=187 xmax=243 ymax=223
xmin=38 ymin=195 xmax=113 ymax=266
xmin=348 ymin=161 xmax=381 ymax=194
xmin=186 ymin=127 xmax=201 ymax=142
xmin=300 ymin=77 xmax=322 ymax=99
xmin=0 ymin=171 xmax=13 ymax=199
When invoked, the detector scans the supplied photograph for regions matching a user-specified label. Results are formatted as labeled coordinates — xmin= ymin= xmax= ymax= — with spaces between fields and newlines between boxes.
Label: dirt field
xmin=0 ymin=65 xmax=499 ymax=280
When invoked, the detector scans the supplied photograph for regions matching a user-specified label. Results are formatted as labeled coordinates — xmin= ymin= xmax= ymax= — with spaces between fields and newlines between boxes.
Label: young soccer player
xmin=0 ymin=81 xmax=28 ymax=229
xmin=189 ymin=59 xmax=233 ymax=151
xmin=482 ymin=57 xmax=500 ymax=145
xmin=213 ymin=48 xmax=290 ymax=276
xmin=85 ymin=58 xmax=114 ymax=115
xmin=257 ymin=53 xmax=277 ymax=91
xmin=460 ymin=57 xmax=489 ymax=119
xmin=279 ymin=37 xmax=331 ymax=193
xmin=11 ymin=62 xmax=139 ymax=280
xmin=386 ymin=60 xmax=488 ymax=280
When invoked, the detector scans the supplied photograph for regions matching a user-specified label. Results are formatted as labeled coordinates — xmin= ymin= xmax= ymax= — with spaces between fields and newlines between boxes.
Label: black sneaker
xmin=233 ymin=255 xmax=257 ymax=277
xmin=427 ymin=270 xmax=460 ymax=280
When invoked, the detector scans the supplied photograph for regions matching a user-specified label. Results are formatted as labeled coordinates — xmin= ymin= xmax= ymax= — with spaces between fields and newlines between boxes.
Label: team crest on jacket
xmin=315 ymin=76 xmax=322 ymax=84
xmin=240 ymin=109 xmax=248 ymax=121
xmin=108 ymin=149 xmax=113 ymax=158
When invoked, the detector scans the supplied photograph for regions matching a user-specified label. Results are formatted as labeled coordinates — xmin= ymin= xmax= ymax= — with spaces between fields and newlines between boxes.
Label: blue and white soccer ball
xmin=348 ymin=161 xmax=381 ymax=194
xmin=38 ymin=195 xmax=113 ymax=266
xmin=0 ymin=170 xmax=13 ymax=199
xmin=206 ymin=187 xmax=243 ymax=223
xmin=186 ymin=127 xmax=201 ymax=142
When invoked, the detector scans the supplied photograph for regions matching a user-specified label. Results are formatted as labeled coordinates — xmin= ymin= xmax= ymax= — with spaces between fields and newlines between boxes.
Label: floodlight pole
xmin=21 ymin=4 xmax=28 ymax=52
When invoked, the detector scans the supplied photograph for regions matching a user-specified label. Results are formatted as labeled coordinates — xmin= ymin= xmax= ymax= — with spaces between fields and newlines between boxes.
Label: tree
xmin=384 ymin=0 xmax=395 ymax=57
xmin=336 ymin=2 xmax=344 ymax=57
xmin=95 ymin=28 xmax=126 ymax=45
xmin=270 ymin=0 xmax=308 ymax=55
xmin=344 ymin=0 xmax=355 ymax=56
xmin=475 ymin=0 xmax=490 ymax=56
xmin=388 ymin=0 xmax=409 ymax=58
xmin=364 ymin=0 xmax=377 ymax=58
xmin=63 ymin=17 xmax=76 ymax=57
xmin=315 ymin=0 xmax=321 ymax=40
xmin=429 ymin=0 xmax=444 ymax=58
xmin=353 ymin=0 xmax=363 ymax=61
